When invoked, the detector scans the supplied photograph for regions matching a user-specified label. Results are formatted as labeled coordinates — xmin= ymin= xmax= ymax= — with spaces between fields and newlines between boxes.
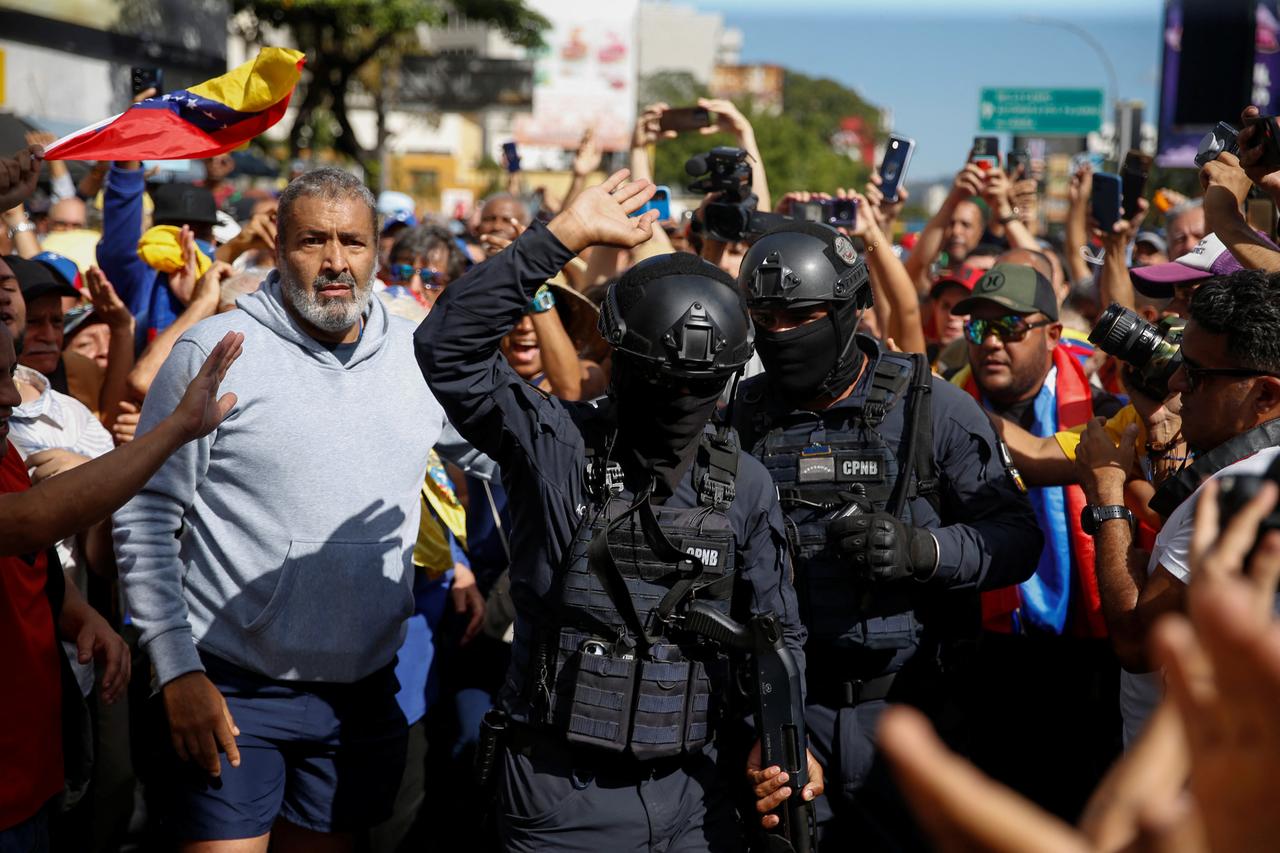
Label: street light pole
xmin=1017 ymin=15 xmax=1120 ymax=117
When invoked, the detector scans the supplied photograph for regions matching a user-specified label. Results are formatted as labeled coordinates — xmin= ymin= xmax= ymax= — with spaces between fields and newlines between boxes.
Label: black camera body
xmin=686 ymin=146 xmax=753 ymax=201
xmin=1217 ymin=455 xmax=1280 ymax=547
xmin=1089 ymin=303 xmax=1185 ymax=400
xmin=687 ymin=147 xmax=792 ymax=242
xmin=687 ymin=147 xmax=759 ymax=242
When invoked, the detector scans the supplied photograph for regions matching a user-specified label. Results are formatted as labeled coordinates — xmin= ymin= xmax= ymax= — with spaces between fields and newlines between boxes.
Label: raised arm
xmin=1 ymin=331 xmax=241 ymax=556
xmin=416 ymin=170 xmax=658 ymax=465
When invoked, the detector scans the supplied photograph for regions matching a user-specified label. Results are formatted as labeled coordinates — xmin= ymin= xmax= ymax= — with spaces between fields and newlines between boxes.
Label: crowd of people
xmin=3 ymin=82 xmax=1280 ymax=853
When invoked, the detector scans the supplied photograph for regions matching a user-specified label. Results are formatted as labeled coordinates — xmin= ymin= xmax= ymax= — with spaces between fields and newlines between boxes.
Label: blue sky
xmin=689 ymin=0 xmax=1165 ymax=181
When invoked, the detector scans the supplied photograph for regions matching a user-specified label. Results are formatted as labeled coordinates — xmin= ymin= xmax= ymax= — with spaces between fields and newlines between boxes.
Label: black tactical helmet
xmin=739 ymin=221 xmax=872 ymax=309
xmin=599 ymin=253 xmax=754 ymax=379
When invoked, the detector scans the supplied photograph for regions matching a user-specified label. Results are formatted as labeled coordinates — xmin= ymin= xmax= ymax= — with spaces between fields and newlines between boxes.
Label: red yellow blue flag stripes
xmin=42 ymin=47 xmax=306 ymax=161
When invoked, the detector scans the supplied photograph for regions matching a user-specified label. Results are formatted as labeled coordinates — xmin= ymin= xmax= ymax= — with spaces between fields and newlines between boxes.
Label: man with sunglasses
xmin=1076 ymin=268 xmax=1280 ymax=744
xmin=949 ymin=261 xmax=1125 ymax=820
xmin=733 ymin=223 xmax=1041 ymax=849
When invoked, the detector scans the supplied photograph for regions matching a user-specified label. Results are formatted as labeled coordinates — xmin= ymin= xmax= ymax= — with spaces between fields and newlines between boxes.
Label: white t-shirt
xmin=1120 ymin=444 xmax=1280 ymax=744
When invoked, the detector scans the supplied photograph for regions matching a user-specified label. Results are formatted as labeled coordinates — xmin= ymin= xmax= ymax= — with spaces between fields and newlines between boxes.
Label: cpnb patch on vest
xmin=835 ymin=451 xmax=887 ymax=483
xmin=798 ymin=455 xmax=837 ymax=482
xmin=681 ymin=541 xmax=725 ymax=570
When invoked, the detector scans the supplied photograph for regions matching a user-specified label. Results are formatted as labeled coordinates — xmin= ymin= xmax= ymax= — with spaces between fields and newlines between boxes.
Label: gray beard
xmin=282 ymin=269 xmax=373 ymax=334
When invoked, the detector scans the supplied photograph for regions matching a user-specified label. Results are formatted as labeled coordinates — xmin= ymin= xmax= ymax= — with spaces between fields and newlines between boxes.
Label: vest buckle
xmin=699 ymin=473 xmax=735 ymax=508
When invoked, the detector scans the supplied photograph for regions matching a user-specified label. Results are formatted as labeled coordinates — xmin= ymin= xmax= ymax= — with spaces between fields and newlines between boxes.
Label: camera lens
xmin=1089 ymin=304 xmax=1161 ymax=366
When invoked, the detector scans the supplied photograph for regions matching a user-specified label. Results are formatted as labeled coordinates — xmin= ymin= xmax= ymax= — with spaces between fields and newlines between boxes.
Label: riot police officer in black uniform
xmin=733 ymin=221 xmax=1043 ymax=849
xmin=415 ymin=171 xmax=823 ymax=852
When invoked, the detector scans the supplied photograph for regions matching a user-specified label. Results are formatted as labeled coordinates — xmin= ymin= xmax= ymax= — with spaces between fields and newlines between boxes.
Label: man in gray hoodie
xmin=114 ymin=168 xmax=443 ymax=852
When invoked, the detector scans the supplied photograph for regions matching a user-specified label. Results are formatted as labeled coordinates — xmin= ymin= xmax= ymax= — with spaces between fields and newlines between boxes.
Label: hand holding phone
xmin=970 ymin=136 xmax=1000 ymax=171
xmin=502 ymin=141 xmax=521 ymax=173
xmin=131 ymin=66 xmax=163 ymax=98
xmin=1091 ymin=173 xmax=1123 ymax=233
xmin=1120 ymin=151 xmax=1150 ymax=221
xmin=880 ymin=135 xmax=915 ymax=204
xmin=658 ymin=107 xmax=713 ymax=134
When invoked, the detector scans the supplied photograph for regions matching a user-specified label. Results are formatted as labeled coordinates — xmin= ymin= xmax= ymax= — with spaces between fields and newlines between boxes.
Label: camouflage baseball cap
xmin=951 ymin=262 xmax=1058 ymax=321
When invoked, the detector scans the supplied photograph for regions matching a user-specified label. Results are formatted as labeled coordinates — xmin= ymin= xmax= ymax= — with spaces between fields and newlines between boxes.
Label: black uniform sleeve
xmin=926 ymin=379 xmax=1044 ymax=591
xmin=414 ymin=222 xmax=581 ymax=478
xmin=735 ymin=462 xmax=808 ymax=680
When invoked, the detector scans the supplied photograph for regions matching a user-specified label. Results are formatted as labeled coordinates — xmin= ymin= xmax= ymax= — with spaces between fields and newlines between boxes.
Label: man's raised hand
xmin=0 ymin=146 xmax=42 ymax=213
xmin=170 ymin=331 xmax=244 ymax=441
xmin=548 ymin=169 xmax=659 ymax=254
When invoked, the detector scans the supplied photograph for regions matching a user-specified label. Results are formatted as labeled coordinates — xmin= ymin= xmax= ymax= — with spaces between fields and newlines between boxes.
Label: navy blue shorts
xmin=159 ymin=653 xmax=409 ymax=841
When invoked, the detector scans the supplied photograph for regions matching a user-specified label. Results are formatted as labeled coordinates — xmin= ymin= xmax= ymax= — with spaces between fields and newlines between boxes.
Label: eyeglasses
xmin=390 ymin=264 xmax=442 ymax=288
xmin=1181 ymin=358 xmax=1280 ymax=392
xmin=963 ymin=315 xmax=1052 ymax=345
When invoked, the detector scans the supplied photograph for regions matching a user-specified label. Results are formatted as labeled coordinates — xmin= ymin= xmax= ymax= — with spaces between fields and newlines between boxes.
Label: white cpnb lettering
xmin=686 ymin=547 xmax=720 ymax=568
xmin=842 ymin=459 xmax=879 ymax=477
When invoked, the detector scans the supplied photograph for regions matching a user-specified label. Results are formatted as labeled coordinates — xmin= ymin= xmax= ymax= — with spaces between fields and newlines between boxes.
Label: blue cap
xmin=33 ymin=251 xmax=81 ymax=291
xmin=381 ymin=210 xmax=417 ymax=234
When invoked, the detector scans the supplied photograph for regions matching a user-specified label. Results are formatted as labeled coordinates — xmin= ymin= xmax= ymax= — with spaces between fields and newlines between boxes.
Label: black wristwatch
xmin=1080 ymin=504 xmax=1136 ymax=536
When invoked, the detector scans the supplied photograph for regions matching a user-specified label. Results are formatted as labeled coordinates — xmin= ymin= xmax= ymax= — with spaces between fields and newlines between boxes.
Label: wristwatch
xmin=527 ymin=286 xmax=556 ymax=314
xmin=7 ymin=220 xmax=35 ymax=239
xmin=1080 ymin=504 xmax=1136 ymax=536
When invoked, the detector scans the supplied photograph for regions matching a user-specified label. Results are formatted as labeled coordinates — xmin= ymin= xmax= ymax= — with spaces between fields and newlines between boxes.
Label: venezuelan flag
xmin=42 ymin=47 xmax=305 ymax=161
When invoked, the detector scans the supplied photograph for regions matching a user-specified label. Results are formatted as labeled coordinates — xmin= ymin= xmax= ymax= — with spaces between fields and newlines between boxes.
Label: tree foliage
xmin=231 ymin=0 xmax=547 ymax=172
xmin=646 ymin=70 xmax=884 ymax=201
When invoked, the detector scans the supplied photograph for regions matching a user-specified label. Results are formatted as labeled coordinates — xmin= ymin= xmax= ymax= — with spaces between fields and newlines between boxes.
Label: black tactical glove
xmin=829 ymin=511 xmax=939 ymax=583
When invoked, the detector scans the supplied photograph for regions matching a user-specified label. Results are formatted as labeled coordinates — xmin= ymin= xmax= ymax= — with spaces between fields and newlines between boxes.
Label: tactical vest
xmin=743 ymin=351 xmax=938 ymax=652
xmin=531 ymin=427 xmax=742 ymax=760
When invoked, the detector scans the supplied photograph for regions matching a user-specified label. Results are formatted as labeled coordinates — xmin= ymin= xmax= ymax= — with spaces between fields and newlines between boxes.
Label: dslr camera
xmin=1089 ymin=303 xmax=1185 ymax=400
xmin=687 ymin=147 xmax=790 ymax=242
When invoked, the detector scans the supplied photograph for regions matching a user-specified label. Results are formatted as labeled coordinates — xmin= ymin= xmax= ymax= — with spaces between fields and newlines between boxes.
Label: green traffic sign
xmin=978 ymin=88 xmax=1104 ymax=135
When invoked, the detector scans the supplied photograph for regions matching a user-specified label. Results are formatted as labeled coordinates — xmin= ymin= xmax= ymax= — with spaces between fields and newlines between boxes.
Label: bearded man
xmin=114 ymin=168 xmax=446 ymax=853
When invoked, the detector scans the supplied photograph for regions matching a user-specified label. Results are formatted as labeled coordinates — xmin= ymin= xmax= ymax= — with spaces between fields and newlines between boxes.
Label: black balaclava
xmin=610 ymin=355 xmax=726 ymax=498
xmin=755 ymin=298 xmax=864 ymax=404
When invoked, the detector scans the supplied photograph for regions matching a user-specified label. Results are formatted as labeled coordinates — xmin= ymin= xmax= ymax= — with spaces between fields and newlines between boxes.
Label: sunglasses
xmin=963 ymin=315 xmax=1052 ymax=345
xmin=390 ymin=264 xmax=442 ymax=288
xmin=1181 ymin=357 xmax=1280 ymax=393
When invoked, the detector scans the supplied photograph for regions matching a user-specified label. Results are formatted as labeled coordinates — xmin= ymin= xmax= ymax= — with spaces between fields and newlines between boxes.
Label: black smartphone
xmin=879 ymin=134 xmax=915 ymax=203
xmin=659 ymin=107 xmax=712 ymax=133
xmin=131 ymin=66 xmax=163 ymax=97
xmin=1006 ymin=150 xmax=1031 ymax=180
xmin=970 ymin=136 xmax=1000 ymax=171
xmin=824 ymin=198 xmax=857 ymax=228
xmin=1091 ymin=172 xmax=1123 ymax=232
xmin=502 ymin=141 xmax=520 ymax=173
xmin=792 ymin=201 xmax=825 ymax=223
xmin=1120 ymin=150 xmax=1150 ymax=220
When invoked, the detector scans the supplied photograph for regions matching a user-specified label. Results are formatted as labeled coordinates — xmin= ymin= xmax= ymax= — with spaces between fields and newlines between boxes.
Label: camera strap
xmin=1150 ymin=418 xmax=1280 ymax=518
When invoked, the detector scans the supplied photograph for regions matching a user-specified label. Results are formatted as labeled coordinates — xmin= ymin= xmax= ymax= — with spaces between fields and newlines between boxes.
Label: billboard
xmin=514 ymin=0 xmax=638 ymax=151
xmin=1157 ymin=0 xmax=1280 ymax=166
xmin=399 ymin=55 xmax=534 ymax=112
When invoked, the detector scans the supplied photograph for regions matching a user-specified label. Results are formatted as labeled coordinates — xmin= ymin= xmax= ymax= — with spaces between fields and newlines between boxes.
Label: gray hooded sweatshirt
xmin=115 ymin=272 xmax=442 ymax=685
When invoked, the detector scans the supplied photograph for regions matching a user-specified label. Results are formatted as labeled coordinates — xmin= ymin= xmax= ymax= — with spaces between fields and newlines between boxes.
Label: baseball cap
xmin=151 ymin=182 xmax=219 ymax=227
xmin=63 ymin=304 xmax=103 ymax=338
xmin=381 ymin=209 xmax=417 ymax=235
xmin=33 ymin=251 xmax=82 ymax=291
xmin=377 ymin=190 xmax=415 ymax=217
xmin=4 ymin=254 xmax=79 ymax=303
xmin=929 ymin=264 xmax=985 ymax=299
xmin=1133 ymin=231 xmax=1167 ymax=254
xmin=1127 ymin=232 xmax=1280 ymax=297
xmin=952 ymin=263 xmax=1059 ymax=321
